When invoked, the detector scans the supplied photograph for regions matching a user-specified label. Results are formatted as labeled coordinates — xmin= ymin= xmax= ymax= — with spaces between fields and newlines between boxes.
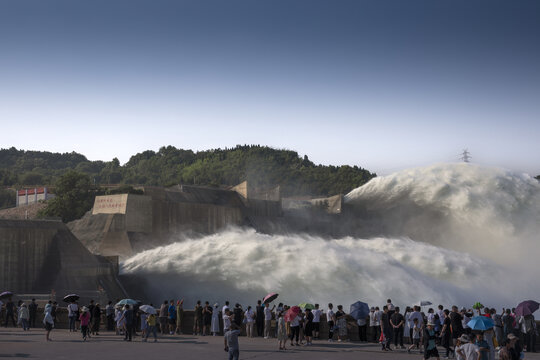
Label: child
xmin=143 ymin=313 xmax=158 ymax=342
xmin=79 ymin=307 xmax=90 ymax=341
xmin=277 ymin=311 xmax=288 ymax=350
xmin=407 ymin=318 xmax=421 ymax=353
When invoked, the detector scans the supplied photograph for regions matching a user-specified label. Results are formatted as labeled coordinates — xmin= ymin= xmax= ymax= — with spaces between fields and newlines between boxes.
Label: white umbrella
xmin=139 ymin=305 xmax=156 ymax=315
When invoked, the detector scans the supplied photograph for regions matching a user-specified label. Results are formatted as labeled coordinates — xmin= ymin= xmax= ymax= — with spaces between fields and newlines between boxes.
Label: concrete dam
xmin=2 ymin=181 xmax=346 ymax=302
xmin=0 ymin=219 xmax=127 ymax=304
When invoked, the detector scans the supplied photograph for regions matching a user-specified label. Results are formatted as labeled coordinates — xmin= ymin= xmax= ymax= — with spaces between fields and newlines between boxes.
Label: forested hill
xmin=0 ymin=145 xmax=375 ymax=197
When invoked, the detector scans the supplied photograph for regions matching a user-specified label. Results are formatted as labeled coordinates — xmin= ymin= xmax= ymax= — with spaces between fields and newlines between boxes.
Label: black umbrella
xmin=63 ymin=294 xmax=80 ymax=303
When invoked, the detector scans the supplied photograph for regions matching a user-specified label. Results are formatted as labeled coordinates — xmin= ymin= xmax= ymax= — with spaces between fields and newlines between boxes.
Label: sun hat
xmin=507 ymin=333 xmax=518 ymax=341
xmin=459 ymin=334 xmax=470 ymax=343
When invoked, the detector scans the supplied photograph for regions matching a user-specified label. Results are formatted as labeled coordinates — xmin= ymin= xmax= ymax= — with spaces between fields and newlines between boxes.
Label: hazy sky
xmin=1 ymin=0 xmax=539 ymax=175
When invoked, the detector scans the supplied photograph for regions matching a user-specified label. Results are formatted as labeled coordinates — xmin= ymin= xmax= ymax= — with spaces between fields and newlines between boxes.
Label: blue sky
xmin=1 ymin=0 xmax=539 ymax=175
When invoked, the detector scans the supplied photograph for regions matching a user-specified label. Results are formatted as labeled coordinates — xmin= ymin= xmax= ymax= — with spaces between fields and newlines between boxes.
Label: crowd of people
xmin=1 ymin=296 xmax=537 ymax=360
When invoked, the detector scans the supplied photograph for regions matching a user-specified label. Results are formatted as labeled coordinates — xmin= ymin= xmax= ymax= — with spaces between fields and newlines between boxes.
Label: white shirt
xmin=437 ymin=309 xmax=445 ymax=322
xmin=291 ymin=315 xmax=300 ymax=327
xmin=370 ymin=310 xmax=381 ymax=326
xmin=264 ymin=307 xmax=272 ymax=321
xmin=312 ymin=309 xmax=322 ymax=323
xmin=223 ymin=314 xmax=232 ymax=330
xmin=462 ymin=313 xmax=471 ymax=329
xmin=409 ymin=311 xmax=423 ymax=328
xmin=222 ymin=305 xmax=229 ymax=314
xmin=458 ymin=343 xmax=479 ymax=360
xmin=357 ymin=318 xmax=367 ymax=326
xmin=67 ymin=303 xmax=78 ymax=317
xmin=427 ymin=313 xmax=435 ymax=323
xmin=244 ymin=309 xmax=254 ymax=323
xmin=326 ymin=309 xmax=335 ymax=322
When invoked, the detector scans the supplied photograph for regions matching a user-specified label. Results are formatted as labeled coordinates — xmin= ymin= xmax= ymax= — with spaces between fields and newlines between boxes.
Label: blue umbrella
xmin=115 ymin=299 xmax=138 ymax=307
xmin=467 ymin=316 xmax=494 ymax=331
xmin=350 ymin=301 xmax=369 ymax=320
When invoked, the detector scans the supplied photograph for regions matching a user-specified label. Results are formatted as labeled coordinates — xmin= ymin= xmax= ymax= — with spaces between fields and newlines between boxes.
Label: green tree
xmin=0 ymin=189 xmax=15 ymax=209
xmin=39 ymin=171 xmax=99 ymax=222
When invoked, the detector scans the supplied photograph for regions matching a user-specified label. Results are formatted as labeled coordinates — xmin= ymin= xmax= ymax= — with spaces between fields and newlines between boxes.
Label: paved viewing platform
xmin=2 ymin=328 xmax=540 ymax=360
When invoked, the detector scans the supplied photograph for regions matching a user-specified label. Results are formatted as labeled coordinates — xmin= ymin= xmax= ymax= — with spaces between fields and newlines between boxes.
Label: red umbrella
xmin=284 ymin=306 xmax=301 ymax=322
xmin=263 ymin=293 xmax=278 ymax=304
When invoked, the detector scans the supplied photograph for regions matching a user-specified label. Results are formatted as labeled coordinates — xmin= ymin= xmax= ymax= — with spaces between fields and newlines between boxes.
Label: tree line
xmin=0 ymin=146 xmax=376 ymax=211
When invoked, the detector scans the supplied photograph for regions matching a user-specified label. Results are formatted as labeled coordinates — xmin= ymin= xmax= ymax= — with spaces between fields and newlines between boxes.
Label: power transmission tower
xmin=461 ymin=149 xmax=472 ymax=163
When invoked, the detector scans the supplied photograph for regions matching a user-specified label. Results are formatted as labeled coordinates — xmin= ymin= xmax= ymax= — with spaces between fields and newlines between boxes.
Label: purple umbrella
xmin=0 ymin=291 xmax=13 ymax=300
xmin=516 ymin=300 xmax=540 ymax=317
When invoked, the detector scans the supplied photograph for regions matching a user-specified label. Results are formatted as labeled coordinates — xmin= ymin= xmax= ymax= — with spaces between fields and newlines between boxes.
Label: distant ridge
xmin=0 ymin=145 xmax=375 ymax=198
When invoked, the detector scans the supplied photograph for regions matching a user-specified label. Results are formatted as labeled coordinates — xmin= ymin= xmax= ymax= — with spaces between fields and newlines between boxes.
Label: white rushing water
xmin=122 ymin=163 xmax=540 ymax=308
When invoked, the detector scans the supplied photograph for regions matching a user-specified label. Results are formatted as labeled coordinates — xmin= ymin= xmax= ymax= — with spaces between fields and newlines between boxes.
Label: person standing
xmin=502 ymin=308 xmax=513 ymax=340
xmin=67 ymin=300 xmax=78 ymax=332
xmin=440 ymin=309 xmax=454 ymax=359
xmin=475 ymin=332 xmax=490 ymax=360
xmin=244 ymin=306 xmax=255 ymax=338
xmin=327 ymin=303 xmax=336 ymax=342
xmin=43 ymin=304 xmax=54 ymax=341
xmin=202 ymin=301 xmax=213 ymax=336
xmin=255 ymin=300 xmax=264 ymax=337
xmin=159 ymin=300 xmax=168 ymax=335
xmin=390 ymin=306 xmax=404 ymax=348
xmin=224 ymin=323 xmax=241 ymax=360
xmin=403 ymin=306 xmax=412 ymax=344
xmin=233 ymin=303 xmax=243 ymax=328
xmin=88 ymin=300 xmax=95 ymax=327
xmin=312 ymin=304 xmax=322 ymax=340
xmin=4 ymin=298 xmax=16 ymax=327
xmin=407 ymin=318 xmax=422 ymax=353
xmin=143 ymin=313 xmax=158 ymax=342
xmin=450 ymin=306 xmax=464 ymax=347
xmin=168 ymin=299 xmax=177 ymax=335
xmin=140 ymin=311 xmax=148 ymax=339
xmin=491 ymin=308 xmax=503 ymax=346
xmin=380 ymin=305 xmax=392 ymax=351
xmin=335 ymin=305 xmax=348 ymax=342
xmin=91 ymin=303 xmax=101 ymax=335
xmin=18 ymin=303 xmax=29 ymax=331
xmin=194 ymin=300 xmax=203 ymax=336
xmin=79 ymin=306 xmax=90 ymax=341
xmin=304 ymin=308 xmax=314 ymax=346
xmin=121 ymin=305 xmax=134 ymax=341
xmin=423 ymin=321 xmax=440 ymax=360
xmin=370 ymin=307 xmax=381 ymax=343
xmin=51 ymin=302 xmax=57 ymax=327
xmin=264 ymin=302 xmax=274 ymax=339
xmin=28 ymin=299 xmax=38 ymax=328
xmin=223 ymin=309 xmax=232 ymax=334
xmin=211 ymin=303 xmax=220 ymax=336
xmin=456 ymin=334 xmax=477 ymax=360
xmin=357 ymin=312 xmax=367 ymax=342
xmin=289 ymin=310 xmax=301 ymax=346
xmin=277 ymin=311 xmax=288 ymax=350
xmin=105 ymin=301 xmax=115 ymax=331
xmin=176 ymin=299 xmax=184 ymax=334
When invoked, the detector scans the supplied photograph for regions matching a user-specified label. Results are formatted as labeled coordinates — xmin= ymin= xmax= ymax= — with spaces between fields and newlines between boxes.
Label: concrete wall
xmin=0 ymin=220 xmax=127 ymax=304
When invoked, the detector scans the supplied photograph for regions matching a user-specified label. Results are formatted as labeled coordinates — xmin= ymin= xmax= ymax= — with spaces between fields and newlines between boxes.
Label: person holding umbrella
xmin=264 ymin=302 xmax=275 ymax=339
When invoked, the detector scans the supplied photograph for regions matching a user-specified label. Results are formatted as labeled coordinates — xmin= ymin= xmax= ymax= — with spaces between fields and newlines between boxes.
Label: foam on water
xmin=121 ymin=163 xmax=540 ymax=308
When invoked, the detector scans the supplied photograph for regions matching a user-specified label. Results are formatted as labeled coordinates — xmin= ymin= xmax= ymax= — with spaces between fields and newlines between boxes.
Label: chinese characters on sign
xmin=92 ymin=194 xmax=128 ymax=215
